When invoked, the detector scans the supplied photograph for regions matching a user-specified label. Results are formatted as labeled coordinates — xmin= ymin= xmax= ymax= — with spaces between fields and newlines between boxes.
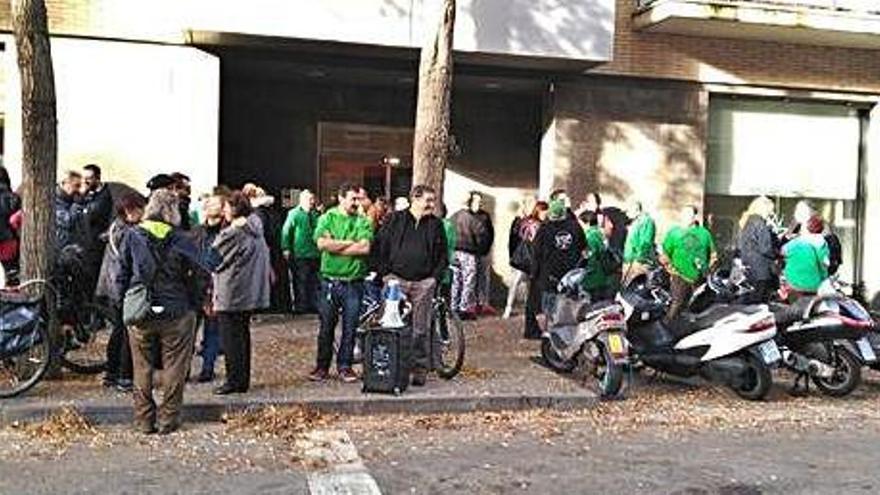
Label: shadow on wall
xmin=468 ymin=0 xmax=613 ymax=58
xmin=553 ymin=120 xmax=704 ymax=231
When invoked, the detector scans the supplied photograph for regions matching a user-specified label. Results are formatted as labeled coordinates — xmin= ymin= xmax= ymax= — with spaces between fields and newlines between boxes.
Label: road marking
xmin=302 ymin=430 xmax=383 ymax=495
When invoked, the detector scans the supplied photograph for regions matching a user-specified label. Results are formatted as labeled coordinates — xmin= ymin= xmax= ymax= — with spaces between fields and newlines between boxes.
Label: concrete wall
xmin=862 ymin=106 xmax=880 ymax=304
xmin=540 ymin=78 xmax=708 ymax=235
xmin=0 ymin=0 xmax=616 ymax=65
xmin=2 ymin=37 xmax=219 ymax=195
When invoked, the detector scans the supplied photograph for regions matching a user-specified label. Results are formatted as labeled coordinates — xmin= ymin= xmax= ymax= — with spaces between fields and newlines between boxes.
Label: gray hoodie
xmin=212 ymin=214 xmax=272 ymax=312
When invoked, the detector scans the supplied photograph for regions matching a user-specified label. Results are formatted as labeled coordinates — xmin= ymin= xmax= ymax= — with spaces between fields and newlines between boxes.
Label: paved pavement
xmin=2 ymin=314 xmax=597 ymax=424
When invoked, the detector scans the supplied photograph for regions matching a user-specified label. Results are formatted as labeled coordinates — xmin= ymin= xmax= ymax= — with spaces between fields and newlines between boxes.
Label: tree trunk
xmin=11 ymin=0 xmax=59 ymax=373
xmin=11 ymin=0 xmax=57 ymax=283
xmin=412 ymin=0 xmax=456 ymax=199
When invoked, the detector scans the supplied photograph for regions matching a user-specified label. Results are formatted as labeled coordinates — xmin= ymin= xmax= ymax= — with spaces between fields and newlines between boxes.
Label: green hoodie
xmin=140 ymin=219 xmax=173 ymax=240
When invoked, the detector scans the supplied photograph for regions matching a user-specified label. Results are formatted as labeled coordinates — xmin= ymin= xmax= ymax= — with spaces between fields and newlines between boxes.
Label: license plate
xmin=857 ymin=337 xmax=877 ymax=363
xmin=758 ymin=340 xmax=781 ymax=364
xmin=607 ymin=333 xmax=626 ymax=356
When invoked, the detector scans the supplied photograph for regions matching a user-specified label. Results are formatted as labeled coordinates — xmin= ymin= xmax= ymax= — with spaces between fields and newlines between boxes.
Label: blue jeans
xmin=317 ymin=279 xmax=364 ymax=371
xmin=200 ymin=316 xmax=221 ymax=373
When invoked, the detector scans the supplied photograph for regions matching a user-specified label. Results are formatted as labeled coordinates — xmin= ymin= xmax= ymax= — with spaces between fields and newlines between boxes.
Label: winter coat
xmin=737 ymin=215 xmax=778 ymax=282
xmin=112 ymin=220 xmax=210 ymax=320
xmin=212 ymin=214 xmax=272 ymax=312
xmin=55 ymin=188 xmax=86 ymax=249
xmin=81 ymin=185 xmax=113 ymax=249
xmin=451 ymin=209 xmax=494 ymax=256
xmin=95 ymin=218 xmax=134 ymax=300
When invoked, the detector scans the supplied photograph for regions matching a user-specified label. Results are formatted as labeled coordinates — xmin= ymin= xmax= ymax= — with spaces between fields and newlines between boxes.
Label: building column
xmin=861 ymin=104 xmax=880 ymax=304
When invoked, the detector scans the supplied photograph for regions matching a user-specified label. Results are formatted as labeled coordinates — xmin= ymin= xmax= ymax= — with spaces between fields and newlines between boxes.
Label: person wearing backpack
xmin=113 ymin=190 xmax=210 ymax=435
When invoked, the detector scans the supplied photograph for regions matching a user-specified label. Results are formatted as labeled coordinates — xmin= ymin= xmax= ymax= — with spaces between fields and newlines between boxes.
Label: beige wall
xmin=3 ymin=37 xmax=219 ymax=195
xmin=541 ymin=79 xmax=708 ymax=235
xmin=1 ymin=0 xmax=616 ymax=66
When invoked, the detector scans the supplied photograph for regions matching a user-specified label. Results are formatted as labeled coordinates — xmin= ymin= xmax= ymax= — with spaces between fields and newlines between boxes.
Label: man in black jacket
xmin=82 ymin=164 xmax=114 ymax=296
xmin=374 ymin=185 xmax=448 ymax=386
xmin=450 ymin=191 xmax=494 ymax=319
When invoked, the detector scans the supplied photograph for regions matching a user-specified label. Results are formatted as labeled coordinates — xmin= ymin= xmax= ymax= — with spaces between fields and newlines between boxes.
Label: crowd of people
xmin=0 ymin=163 xmax=845 ymax=434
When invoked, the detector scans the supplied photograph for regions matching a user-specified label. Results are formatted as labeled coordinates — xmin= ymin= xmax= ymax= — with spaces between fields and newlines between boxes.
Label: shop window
xmin=705 ymin=97 xmax=864 ymax=282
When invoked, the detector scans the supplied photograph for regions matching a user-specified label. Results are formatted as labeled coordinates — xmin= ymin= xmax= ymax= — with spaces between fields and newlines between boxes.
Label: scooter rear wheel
xmin=541 ymin=338 xmax=576 ymax=373
xmin=809 ymin=344 xmax=861 ymax=397
xmin=731 ymin=353 xmax=772 ymax=401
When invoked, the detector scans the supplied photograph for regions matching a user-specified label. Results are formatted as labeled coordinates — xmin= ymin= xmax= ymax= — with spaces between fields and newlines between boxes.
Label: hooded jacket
xmin=451 ymin=209 xmax=494 ymax=256
xmin=212 ymin=214 xmax=272 ymax=312
xmin=112 ymin=220 xmax=209 ymax=319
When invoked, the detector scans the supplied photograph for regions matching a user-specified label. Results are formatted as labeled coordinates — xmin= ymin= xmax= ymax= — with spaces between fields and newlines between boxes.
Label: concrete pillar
xmin=861 ymin=104 xmax=880 ymax=305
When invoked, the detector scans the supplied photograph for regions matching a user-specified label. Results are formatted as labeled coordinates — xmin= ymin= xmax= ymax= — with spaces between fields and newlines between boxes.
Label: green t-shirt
xmin=281 ymin=206 xmax=320 ymax=259
xmin=662 ymin=225 xmax=715 ymax=284
xmin=582 ymin=226 xmax=614 ymax=292
xmin=783 ymin=236 xmax=830 ymax=293
xmin=624 ymin=214 xmax=656 ymax=264
xmin=441 ymin=219 xmax=457 ymax=286
xmin=313 ymin=207 xmax=374 ymax=280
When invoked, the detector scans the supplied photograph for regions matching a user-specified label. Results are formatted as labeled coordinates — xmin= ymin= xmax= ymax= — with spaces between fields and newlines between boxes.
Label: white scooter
xmin=620 ymin=273 xmax=782 ymax=401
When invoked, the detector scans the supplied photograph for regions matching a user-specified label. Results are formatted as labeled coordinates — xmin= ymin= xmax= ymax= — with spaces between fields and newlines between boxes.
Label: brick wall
xmin=595 ymin=0 xmax=880 ymax=93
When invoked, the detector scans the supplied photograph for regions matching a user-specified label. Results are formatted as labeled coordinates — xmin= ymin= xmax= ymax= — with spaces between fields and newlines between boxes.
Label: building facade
xmin=1 ymin=0 xmax=879 ymax=301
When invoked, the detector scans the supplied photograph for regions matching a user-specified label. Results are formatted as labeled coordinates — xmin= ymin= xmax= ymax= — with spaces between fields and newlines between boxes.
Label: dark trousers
xmin=665 ymin=274 xmax=695 ymax=326
xmin=524 ymin=278 xmax=543 ymax=338
xmin=293 ymin=258 xmax=320 ymax=313
xmin=744 ymin=279 xmax=774 ymax=304
xmin=105 ymin=304 xmax=132 ymax=381
xmin=316 ymin=279 xmax=363 ymax=371
xmin=217 ymin=311 xmax=252 ymax=391
xmin=200 ymin=315 xmax=221 ymax=374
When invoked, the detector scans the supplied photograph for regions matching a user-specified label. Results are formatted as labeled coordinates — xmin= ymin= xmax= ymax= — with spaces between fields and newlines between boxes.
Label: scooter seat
xmin=673 ymin=304 xmax=764 ymax=336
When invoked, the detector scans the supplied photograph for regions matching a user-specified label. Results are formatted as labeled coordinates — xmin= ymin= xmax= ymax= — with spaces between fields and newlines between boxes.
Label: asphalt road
xmin=1 ymin=415 xmax=878 ymax=495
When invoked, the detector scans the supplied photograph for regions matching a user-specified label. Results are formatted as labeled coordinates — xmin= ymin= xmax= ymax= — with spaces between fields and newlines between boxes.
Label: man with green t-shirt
xmin=622 ymin=201 xmax=656 ymax=286
xmin=661 ymin=206 xmax=716 ymax=324
xmin=580 ymin=210 xmax=616 ymax=301
xmin=308 ymin=184 xmax=373 ymax=383
xmin=281 ymin=190 xmax=320 ymax=314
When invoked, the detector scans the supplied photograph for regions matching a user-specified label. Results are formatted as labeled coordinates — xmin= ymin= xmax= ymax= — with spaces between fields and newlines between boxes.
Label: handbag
xmin=510 ymin=240 xmax=534 ymax=274
xmin=122 ymin=239 xmax=164 ymax=326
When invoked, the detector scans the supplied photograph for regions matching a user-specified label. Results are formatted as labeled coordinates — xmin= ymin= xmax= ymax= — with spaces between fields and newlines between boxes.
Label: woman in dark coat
xmin=96 ymin=192 xmax=146 ymax=391
xmin=737 ymin=196 xmax=778 ymax=303
xmin=211 ymin=191 xmax=272 ymax=395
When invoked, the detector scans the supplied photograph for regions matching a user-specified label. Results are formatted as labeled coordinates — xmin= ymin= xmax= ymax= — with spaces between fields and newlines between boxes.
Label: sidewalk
xmin=0 ymin=315 xmax=597 ymax=425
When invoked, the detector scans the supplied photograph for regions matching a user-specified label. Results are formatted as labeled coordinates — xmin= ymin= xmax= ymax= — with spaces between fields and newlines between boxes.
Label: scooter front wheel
xmin=731 ymin=353 xmax=772 ymax=401
xmin=541 ymin=338 xmax=576 ymax=373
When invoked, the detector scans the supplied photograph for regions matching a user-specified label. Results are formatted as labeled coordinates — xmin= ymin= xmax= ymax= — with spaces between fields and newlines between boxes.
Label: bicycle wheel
xmin=0 ymin=318 xmax=51 ymax=399
xmin=60 ymin=302 xmax=114 ymax=375
xmin=434 ymin=300 xmax=465 ymax=379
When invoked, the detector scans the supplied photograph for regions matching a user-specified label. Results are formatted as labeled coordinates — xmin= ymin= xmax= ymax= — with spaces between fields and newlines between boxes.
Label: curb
xmin=0 ymin=393 xmax=599 ymax=426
